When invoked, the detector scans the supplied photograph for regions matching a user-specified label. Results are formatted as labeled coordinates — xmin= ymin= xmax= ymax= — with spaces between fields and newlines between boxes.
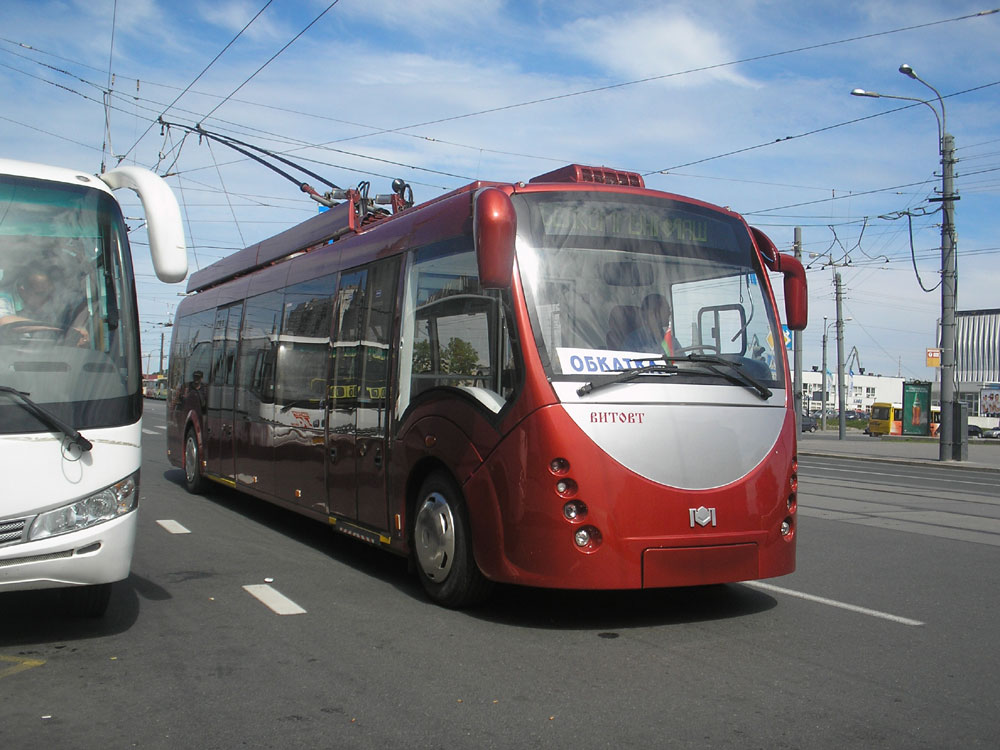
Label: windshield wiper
xmin=577 ymin=364 xmax=679 ymax=397
xmin=0 ymin=386 xmax=93 ymax=452
xmin=663 ymin=354 xmax=773 ymax=400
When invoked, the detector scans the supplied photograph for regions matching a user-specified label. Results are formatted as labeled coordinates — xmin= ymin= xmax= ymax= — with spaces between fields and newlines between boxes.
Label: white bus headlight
xmin=29 ymin=473 xmax=139 ymax=541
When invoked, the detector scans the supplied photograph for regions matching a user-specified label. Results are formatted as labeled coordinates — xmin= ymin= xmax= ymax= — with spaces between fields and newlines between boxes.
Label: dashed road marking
xmin=746 ymin=581 xmax=924 ymax=626
xmin=243 ymin=584 xmax=307 ymax=615
xmin=156 ymin=519 xmax=191 ymax=534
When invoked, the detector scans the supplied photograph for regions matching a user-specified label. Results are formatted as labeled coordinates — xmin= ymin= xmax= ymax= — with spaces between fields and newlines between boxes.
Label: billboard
xmin=902 ymin=381 xmax=932 ymax=436
xmin=981 ymin=385 xmax=1000 ymax=418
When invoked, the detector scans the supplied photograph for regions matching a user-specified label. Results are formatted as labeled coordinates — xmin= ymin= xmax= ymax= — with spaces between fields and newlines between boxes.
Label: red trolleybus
xmin=166 ymin=164 xmax=807 ymax=607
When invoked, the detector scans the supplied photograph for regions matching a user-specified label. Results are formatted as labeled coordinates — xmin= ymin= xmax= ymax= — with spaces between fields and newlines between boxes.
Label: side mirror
xmin=474 ymin=188 xmax=516 ymax=288
xmin=750 ymin=226 xmax=808 ymax=331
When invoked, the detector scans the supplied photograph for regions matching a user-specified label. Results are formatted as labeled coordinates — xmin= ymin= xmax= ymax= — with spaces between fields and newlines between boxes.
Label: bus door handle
xmin=372 ymin=444 xmax=382 ymax=468
xmin=358 ymin=442 xmax=368 ymax=458
xmin=329 ymin=445 xmax=337 ymax=462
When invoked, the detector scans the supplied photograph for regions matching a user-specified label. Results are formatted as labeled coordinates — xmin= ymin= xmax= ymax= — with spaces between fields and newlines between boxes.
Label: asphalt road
xmin=2 ymin=401 xmax=998 ymax=749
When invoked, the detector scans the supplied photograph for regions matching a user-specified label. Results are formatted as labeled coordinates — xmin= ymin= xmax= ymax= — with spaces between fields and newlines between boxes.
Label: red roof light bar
xmin=529 ymin=164 xmax=644 ymax=188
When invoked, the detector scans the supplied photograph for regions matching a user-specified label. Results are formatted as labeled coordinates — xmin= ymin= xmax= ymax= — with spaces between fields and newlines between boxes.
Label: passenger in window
xmin=624 ymin=293 xmax=675 ymax=354
xmin=0 ymin=270 xmax=90 ymax=346
xmin=188 ymin=370 xmax=206 ymax=406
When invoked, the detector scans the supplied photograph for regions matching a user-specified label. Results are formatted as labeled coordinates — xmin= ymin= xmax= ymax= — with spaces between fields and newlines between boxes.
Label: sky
xmin=1 ymin=0 xmax=998 ymax=380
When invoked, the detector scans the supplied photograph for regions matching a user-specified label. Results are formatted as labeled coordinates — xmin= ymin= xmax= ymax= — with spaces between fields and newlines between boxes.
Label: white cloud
xmin=197 ymin=1 xmax=290 ymax=43
xmin=548 ymin=9 xmax=755 ymax=88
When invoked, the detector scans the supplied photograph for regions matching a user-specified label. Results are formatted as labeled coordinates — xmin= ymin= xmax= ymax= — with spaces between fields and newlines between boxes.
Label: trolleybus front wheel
xmin=412 ymin=472 xmax=492 ymax=608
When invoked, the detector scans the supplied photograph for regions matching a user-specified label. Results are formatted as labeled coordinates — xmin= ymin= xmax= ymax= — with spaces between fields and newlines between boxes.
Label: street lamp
xmin=851 ymin=64 xmax=959 ymax=461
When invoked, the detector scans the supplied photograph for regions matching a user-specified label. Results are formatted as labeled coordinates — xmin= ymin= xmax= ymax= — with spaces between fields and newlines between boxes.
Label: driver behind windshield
xmin=0 ymin=270 xmax=90 ymax=346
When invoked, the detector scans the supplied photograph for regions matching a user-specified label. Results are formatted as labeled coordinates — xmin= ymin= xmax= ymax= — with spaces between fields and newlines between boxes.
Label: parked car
xmin=982 ymin=426 xmax=1000 ymax=439
xmin=801 ymin=414 xmax=818 ymax=432
xmin=968 ymin=424 xmax=983 ymax=438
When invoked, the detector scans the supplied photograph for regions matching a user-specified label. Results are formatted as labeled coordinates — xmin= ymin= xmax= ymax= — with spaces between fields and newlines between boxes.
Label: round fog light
xmin=573 ymin=525 xmax=602 ymax=550
xmin=563 ymin=500 xmax=587 ymax=520
xmin=556 ymin=478 xmax=577 ymax=496
xmin=550 ymin=458 xmax=570 ymax=475
xmin=781 ymin=518 xmax=792 ymax=536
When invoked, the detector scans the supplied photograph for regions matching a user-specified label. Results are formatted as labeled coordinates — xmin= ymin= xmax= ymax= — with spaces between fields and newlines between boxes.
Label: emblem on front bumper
xmin=689 ymin=506 xmax=717 ymax=528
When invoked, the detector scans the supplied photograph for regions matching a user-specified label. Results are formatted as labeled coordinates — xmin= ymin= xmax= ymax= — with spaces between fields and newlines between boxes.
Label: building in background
xmin=942 ymin=309 xmax=1000 ymax=420
xmin=802 ymin=370 xmax=903 ymax=416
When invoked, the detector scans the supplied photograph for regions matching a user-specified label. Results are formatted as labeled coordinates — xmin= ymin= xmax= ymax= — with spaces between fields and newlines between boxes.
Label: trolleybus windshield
xmin=513 ymin=192 xmax=785 ymax=389
xmin=0 ymin=174 xmax=140 ymax=434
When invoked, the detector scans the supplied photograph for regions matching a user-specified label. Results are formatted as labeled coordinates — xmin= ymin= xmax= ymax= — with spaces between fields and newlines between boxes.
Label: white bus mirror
xmin=100 ymin=167 xmax=188 ymax=283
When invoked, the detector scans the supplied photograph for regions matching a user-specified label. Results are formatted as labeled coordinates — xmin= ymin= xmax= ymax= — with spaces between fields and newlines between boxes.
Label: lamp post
xmin=852 ymin=64 xmax=959 ymax=461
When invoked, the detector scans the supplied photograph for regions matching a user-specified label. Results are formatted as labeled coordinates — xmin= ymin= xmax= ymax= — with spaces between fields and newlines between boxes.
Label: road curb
xmin=798 ymin=449 xmax=1000 ymax=473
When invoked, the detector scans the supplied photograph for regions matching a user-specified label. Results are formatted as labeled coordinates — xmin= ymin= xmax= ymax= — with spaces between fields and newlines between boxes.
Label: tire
xmin=184 ymin=428 xmax=204 ymax=494
xmin=60 ymin=583 xmax=112 ymax=618
xmin=412 ymin=472 xmax=492 ymax=608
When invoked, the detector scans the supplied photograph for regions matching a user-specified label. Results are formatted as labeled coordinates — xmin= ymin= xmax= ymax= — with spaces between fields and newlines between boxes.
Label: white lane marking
xmin=243 ymin=584 xmax=307 ymax=615
xmin=745 ymin=581 xmax=924 ymax=627
xmin=156 ymin=519 xmax=191 ymax=534
xmin=801 ymin=462 xmax=1000 ymax=491
xmin=142 ymin=429 xmax=159 ymax=435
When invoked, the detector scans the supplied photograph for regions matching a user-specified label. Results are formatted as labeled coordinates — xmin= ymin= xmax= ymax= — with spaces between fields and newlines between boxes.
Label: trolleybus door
xmin=354 ymin=259 xmax=398 ymax=529
xmin=326 ymin=259 xmax=398 ymax=530
xmin=205 ymin=302 xmax=242 ymax=481
xmin=271 ymin=275 xmax=337 ymax=513
xmin=233 ymin=291 xmax=282 ymax=497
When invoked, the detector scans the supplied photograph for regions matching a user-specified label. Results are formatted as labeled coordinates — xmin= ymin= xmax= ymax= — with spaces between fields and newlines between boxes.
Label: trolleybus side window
xmin=330 ymin=269 xmax=366 ymax=412
xmin=360 ymin=260 xmax=399 ymax=415
xmin=398 ymin=244 xmax=517 ymax=415
xmin=238 ymin=290 xmax=282 ymax=409
xmin=276 ymin=275 xmax=336 ymax=409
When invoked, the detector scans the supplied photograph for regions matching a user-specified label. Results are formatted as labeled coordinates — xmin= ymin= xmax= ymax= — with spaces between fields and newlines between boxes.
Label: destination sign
xmin=537 ymin=201 xmax=716 ymax=245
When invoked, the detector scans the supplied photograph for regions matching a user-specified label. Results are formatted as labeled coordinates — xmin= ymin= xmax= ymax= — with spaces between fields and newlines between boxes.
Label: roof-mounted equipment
xmin=529 ymin=164 xmax=644 ymax=188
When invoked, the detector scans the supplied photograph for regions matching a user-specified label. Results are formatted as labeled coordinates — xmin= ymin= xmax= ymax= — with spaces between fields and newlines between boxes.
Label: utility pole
xmin=851 ymin=63 xmax=963 ymax=461
xmin=821 ymin=316 xmax=829 ymax=432
xmin=937 ymin=131 xmax=959 ymax=460
xmin=811 ymin=250 xmax=851 ymax=438
xmin=159 ymin=332 xmax=165 ymax=375
xmin=836 ymin=272 xmax=847 ymax=440
xmin=793 ymin=227 xmax=803 ymax=429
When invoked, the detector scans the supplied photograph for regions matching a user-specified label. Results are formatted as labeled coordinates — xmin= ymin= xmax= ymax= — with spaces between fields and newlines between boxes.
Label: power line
xmin=117 ymin=0 xmax=276 ymax=164
xmin=196 ymin=1 xmax=340 ymax=126
xmin=315 ymin=8 xmax=1000 ymax=146
xmin=101 ymin=0 xmax=118 ymax=173
xmin=651 ymin=80 xmax=1000 ymax=175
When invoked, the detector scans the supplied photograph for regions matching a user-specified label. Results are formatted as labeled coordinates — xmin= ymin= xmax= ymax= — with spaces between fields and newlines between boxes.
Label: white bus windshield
xmin=513 ymin=192 xmax=785 ymax=387
xmin=0 ymin=174 xmax=140 ymax=434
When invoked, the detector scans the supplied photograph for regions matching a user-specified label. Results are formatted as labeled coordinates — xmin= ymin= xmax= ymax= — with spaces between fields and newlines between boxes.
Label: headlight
xmin=29 ymin=473 xmax=139 ymax=541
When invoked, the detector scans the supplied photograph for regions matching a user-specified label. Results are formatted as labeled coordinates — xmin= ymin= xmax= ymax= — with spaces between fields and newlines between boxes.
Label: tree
xmin=443 ymin=338 xmax=479 ymax=375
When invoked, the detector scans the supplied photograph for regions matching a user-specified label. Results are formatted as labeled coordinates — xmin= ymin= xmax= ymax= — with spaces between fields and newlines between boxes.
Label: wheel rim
xmin=185 ymin=434 xmax=198 ymax=485
xmin=414 ymin=492 xmax=455 ymax=582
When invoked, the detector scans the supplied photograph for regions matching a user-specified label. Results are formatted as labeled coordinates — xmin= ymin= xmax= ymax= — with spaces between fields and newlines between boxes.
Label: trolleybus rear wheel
xmin=184 ymin=428 xmax=204 ymax=494
xmin=412 ymin=471 xmax=492 ymax=608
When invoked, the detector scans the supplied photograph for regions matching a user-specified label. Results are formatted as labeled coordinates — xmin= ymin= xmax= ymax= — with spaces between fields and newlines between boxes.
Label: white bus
xmin=0 ymin=158 xmax=186 ymax=616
